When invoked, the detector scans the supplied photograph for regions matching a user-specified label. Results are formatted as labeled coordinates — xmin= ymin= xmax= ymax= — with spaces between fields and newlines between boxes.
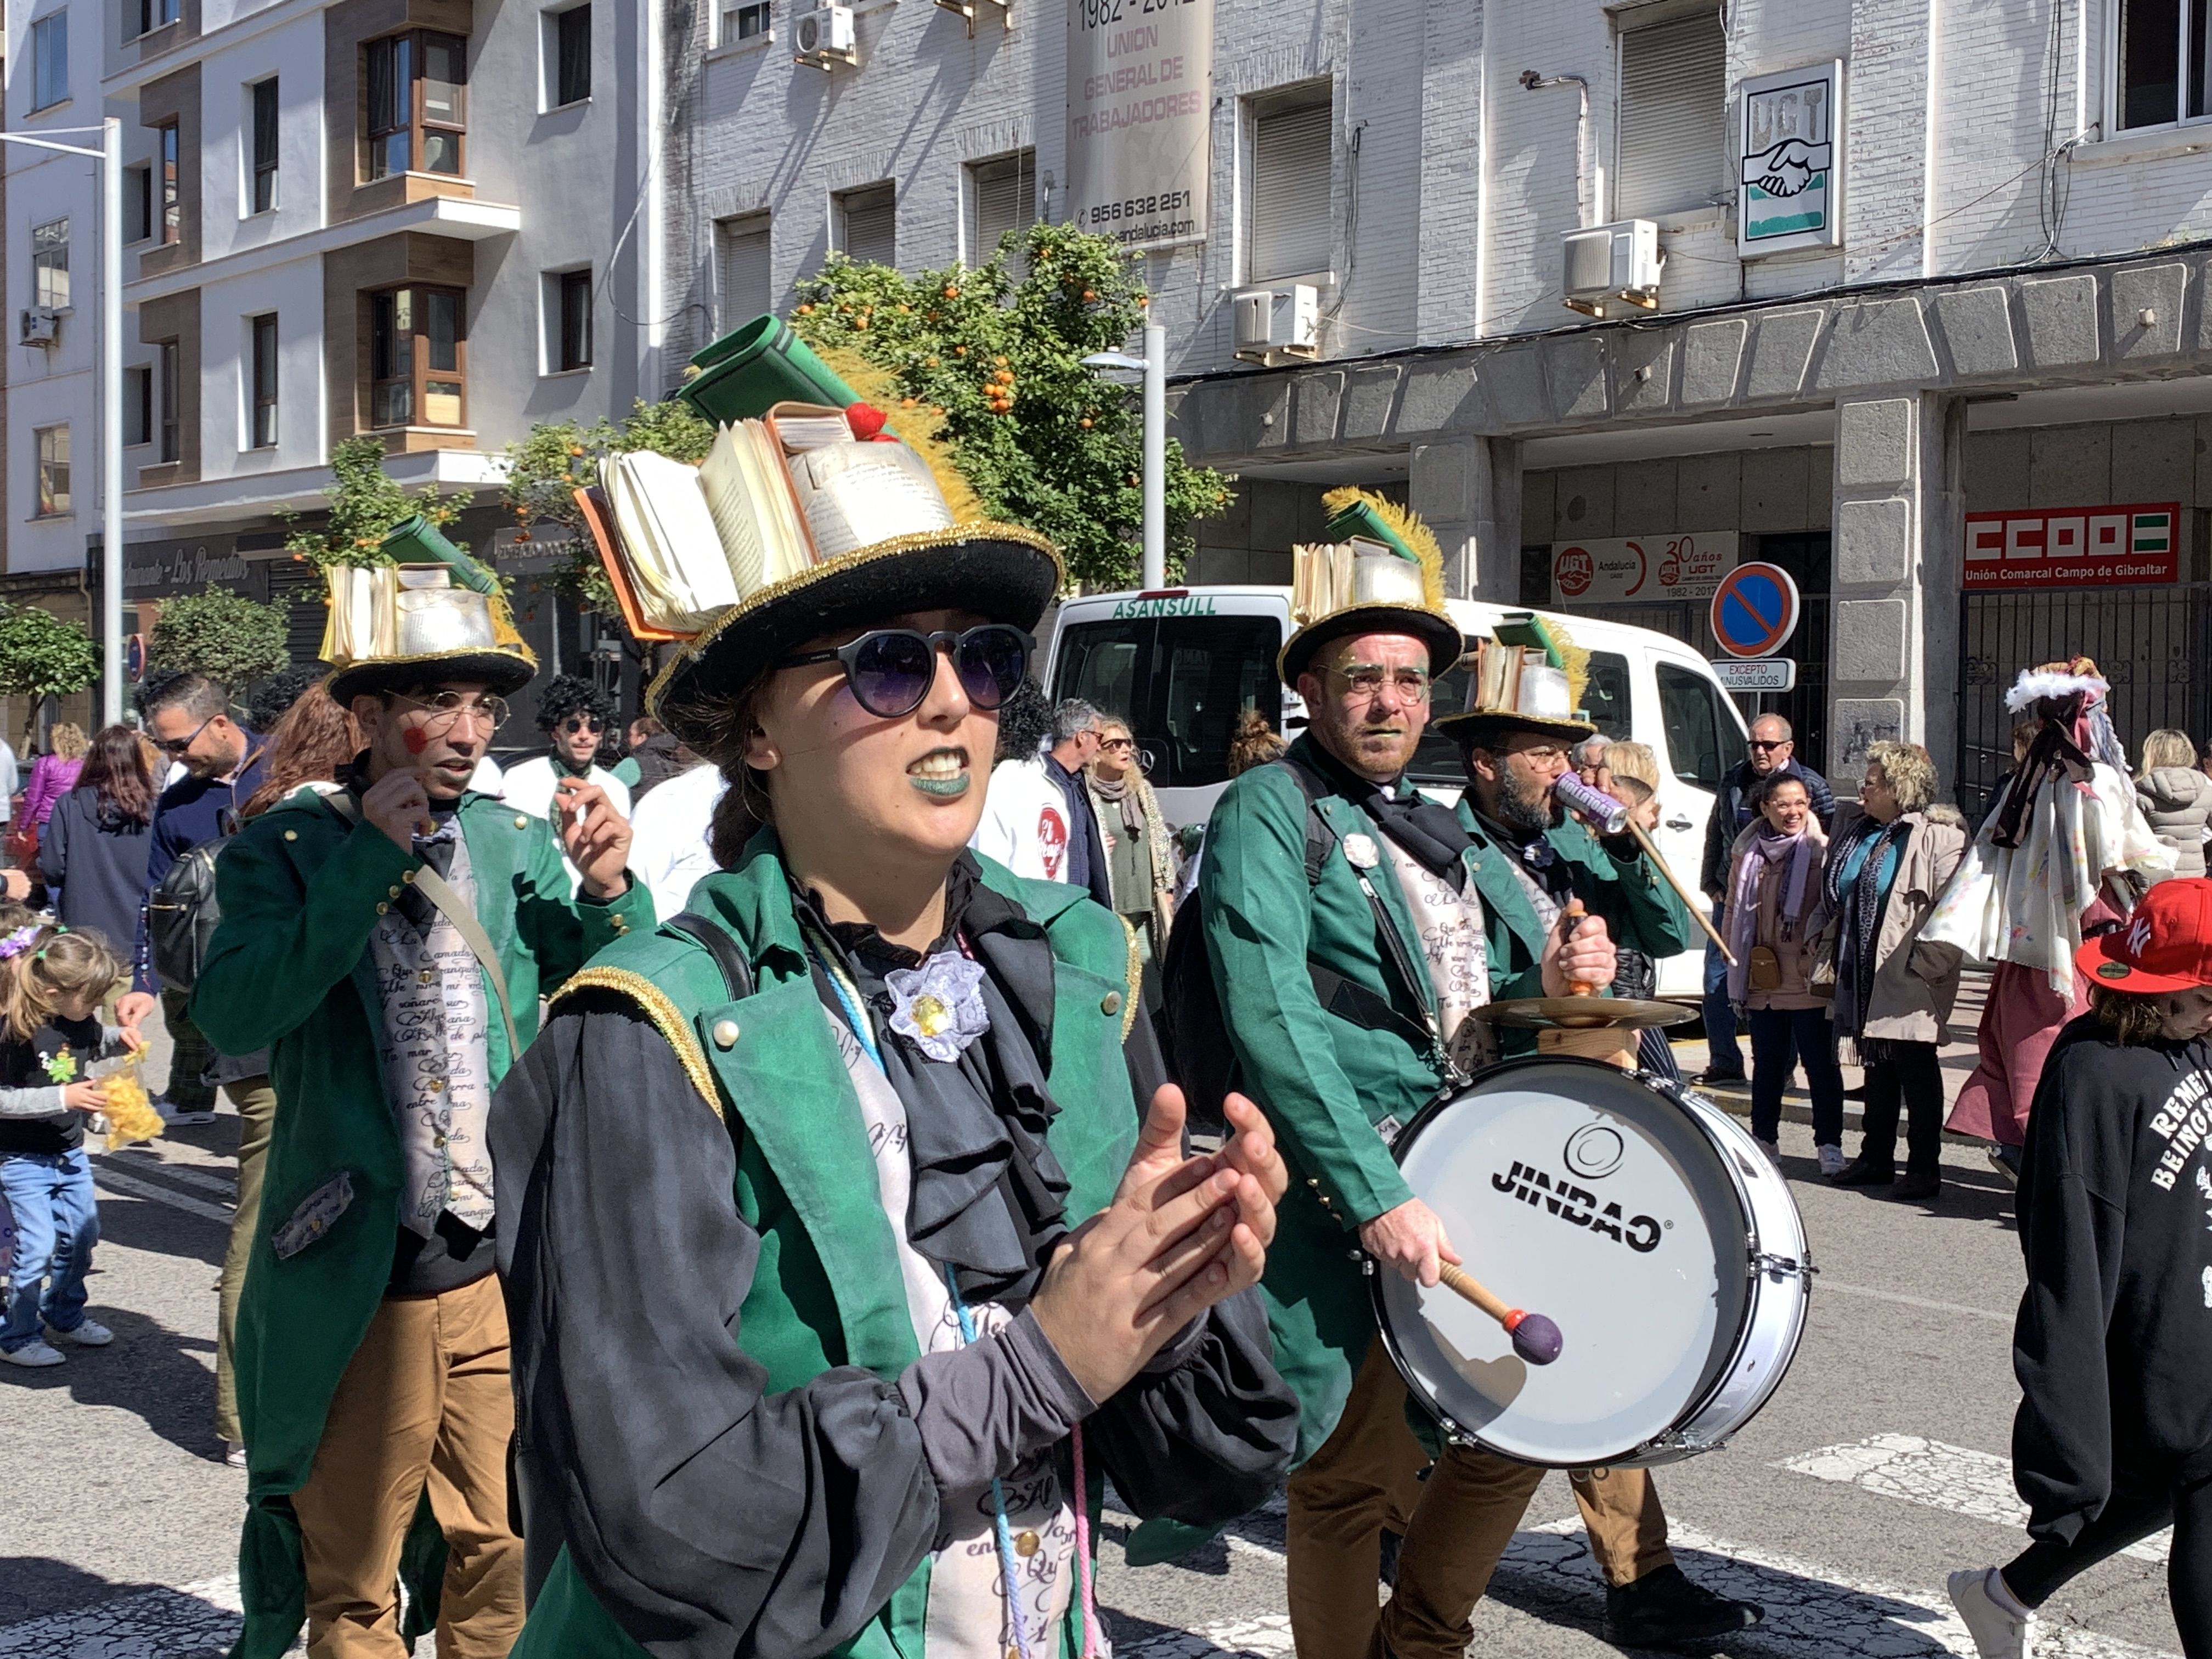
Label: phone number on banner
xmin=1076 ymin=0 xmax=1201 ymax=25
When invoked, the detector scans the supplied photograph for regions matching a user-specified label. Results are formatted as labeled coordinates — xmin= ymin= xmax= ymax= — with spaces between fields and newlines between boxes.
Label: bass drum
xmin=1372 ymin=1057 xmax=1811 ymax=1469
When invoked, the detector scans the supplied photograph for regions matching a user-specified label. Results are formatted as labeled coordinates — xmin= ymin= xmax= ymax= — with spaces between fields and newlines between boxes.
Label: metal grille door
xmin=1956 ymin=583 xmax=2212 ymax=821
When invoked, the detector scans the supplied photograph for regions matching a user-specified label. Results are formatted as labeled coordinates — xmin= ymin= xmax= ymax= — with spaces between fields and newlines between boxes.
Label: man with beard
xmin=116 ymin=670 xmax=273 ymax=1124
xmin=1197 ymin=499 xmax=1643 ymax=1659
xmin=1418 ymin=691 xmax=1762 ymax=1649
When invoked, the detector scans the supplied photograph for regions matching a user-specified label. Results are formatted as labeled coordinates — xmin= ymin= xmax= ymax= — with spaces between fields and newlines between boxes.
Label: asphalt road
xmin=0 ymin=989 xmax=2187 ymax=1658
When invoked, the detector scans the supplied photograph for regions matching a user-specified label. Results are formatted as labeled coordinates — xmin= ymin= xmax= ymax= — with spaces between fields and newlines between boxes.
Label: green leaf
xmin=146 ymin=589 xmax=291 ymax=688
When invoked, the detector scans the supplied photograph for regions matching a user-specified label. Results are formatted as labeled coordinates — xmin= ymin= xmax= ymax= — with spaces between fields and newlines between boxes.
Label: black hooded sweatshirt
xmin=2013 ymin=1015 xmax=2212 ymax=1543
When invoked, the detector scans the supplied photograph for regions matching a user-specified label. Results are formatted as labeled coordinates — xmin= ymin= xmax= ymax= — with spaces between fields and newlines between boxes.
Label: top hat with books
xmin=1278 ymin=488 xmax=1464 ymax=685
xmin=321 ymin=516 xmax=539 ymax=704
xmin=1431 ymin=611 xmax=1598 ymax=747
xmin=575 ymin=328 xmax=1060 ymax=746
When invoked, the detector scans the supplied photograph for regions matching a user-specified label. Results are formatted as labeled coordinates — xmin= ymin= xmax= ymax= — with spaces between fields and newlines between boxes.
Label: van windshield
xmin=1408 ymin=647 xmax=1633 ymax=786
xmin=1052 ymin=615 xmax=1283 ymax=789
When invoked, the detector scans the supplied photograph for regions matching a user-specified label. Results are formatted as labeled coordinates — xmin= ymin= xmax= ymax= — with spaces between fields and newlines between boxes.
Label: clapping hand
xmin=1030 ymin=1085 xmax=1277 ymax=1401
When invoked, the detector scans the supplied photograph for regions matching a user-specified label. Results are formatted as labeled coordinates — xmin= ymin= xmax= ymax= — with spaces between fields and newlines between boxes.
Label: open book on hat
xmin=1434 ymin=612 xmax=1595 ymax=743
xmin=580 ymin=402 xmax=957 ymax=643
xmin=320 ymin=531 xmax=538 ymax=703
xmin=1278 ymin=488 xmax=1463 ymax=682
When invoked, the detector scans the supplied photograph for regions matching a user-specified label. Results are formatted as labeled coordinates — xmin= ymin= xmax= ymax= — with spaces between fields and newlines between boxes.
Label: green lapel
xmin=1453 ymin=793 xmax=1548 ymax=963
xmin=687 ymin=842 xmax=922 ymax=1379
xmin=1308 ymin=789 xmax=1438 ymax=1019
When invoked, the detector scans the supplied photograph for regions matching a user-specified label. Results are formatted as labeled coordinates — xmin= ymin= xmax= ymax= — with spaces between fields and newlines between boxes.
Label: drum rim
xmin=1370 ymin=1057 xmax=1778 ymax=1469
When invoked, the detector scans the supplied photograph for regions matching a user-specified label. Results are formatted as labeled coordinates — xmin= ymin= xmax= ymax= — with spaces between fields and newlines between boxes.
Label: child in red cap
xmin=1950 ymin=876 xmax=2212 ymax=1658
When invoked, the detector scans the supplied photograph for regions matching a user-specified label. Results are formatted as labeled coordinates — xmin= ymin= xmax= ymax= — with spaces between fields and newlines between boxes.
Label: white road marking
xmin=1149 ymin=1513 xmax=2176 ymax=1657
xmin=1818 ymin=1279 xmax=2016 ymax=1325
xmin=99 ymin=1152 xmax=236 ymax=1198
xmin=91 ymin=1164 xmax=234 ymax=1225
xmin=1779 ymin=1435 xmax=2170 ymax=1563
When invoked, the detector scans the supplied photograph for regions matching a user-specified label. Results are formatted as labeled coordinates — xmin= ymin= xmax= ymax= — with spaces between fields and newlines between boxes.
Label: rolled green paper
xmin=382 ymin=514 xmax=499 ymax=595
xmin=678 ymin=314 xmax=863 ymax=426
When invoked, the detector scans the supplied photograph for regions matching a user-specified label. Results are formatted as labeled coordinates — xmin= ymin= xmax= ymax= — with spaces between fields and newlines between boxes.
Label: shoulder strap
xmin=1272 ymin=752 xmax=1462 ymax=1088
xmin=1269 ymin=753 xmax=1335 ymax=886
xmin=320 ymin=793 xmax=522 ymax=1059
xmin=663 ymin=910 xmax=755 ymax=1001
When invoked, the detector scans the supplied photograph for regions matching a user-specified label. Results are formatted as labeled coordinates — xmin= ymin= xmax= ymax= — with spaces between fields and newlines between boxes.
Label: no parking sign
xmin=1709 ymin=563 xmax=1801 ymax=659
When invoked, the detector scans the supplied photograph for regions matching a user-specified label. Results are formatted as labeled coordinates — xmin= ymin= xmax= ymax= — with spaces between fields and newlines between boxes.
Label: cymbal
xmin=1474 ymin=996 xmax=1695 ymax=1030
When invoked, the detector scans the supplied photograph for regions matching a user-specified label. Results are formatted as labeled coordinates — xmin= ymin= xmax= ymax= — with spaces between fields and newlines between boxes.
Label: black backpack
xmin=1160 ymin=756 xmax=1437 ymax=1134
xmin=147 ymin=832 xmax=232 ymax=992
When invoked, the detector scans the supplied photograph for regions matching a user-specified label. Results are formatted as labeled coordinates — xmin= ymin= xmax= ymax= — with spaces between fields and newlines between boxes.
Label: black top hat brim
xmin=1278 ymin=604 xmax=1465 ymax=685
xmin=326 ymin=646 xmax=539 ymax=707
xmin=1431 ymin=708 xmax=1600 ymax=747
xmin=649 ymin=526 xmax=1063 ymax=746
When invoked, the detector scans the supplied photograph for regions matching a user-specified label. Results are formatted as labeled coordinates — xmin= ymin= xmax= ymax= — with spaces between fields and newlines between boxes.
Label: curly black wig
xmin=247 ymin=664 xmax=328 ymax=733
xmin=533 ymin=674 xmax=618 ymax=735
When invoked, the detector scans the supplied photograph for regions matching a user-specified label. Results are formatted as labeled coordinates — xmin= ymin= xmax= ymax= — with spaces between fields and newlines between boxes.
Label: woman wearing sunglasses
xmin=493 ymin=446 xmax=1297 ymax=1659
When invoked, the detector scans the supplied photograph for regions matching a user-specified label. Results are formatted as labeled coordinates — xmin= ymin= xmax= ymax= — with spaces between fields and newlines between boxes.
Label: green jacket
xmin=1198 ymin=742 xmax=1697 ymax=1458
xmin=506 ymin=837 xmax=1141 ymax=1659
xmin=192 ymin=787 xmax=653 ymax=1659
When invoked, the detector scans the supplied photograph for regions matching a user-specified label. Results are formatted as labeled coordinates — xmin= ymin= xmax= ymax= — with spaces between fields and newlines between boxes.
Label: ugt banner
xmin=1065 ymin=0 xmax=1214 ymax=251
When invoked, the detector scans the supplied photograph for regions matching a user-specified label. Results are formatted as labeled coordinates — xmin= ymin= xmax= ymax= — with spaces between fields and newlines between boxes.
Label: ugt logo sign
xmin=1554 ymin=546 xmax=1593 ymax=599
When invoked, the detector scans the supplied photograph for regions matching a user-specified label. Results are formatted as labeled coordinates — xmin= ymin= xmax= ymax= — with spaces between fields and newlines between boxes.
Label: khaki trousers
xmin=289 ymin=1272 xmax=524 ymax=1659
xmin=214 ymin=1077 xmax=278 ymax=1446
xmin=1286 ymin=1340 xmax=1673 ymax=1659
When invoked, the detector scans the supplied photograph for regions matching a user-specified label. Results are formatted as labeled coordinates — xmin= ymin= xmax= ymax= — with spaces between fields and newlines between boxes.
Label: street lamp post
xmin=1 ymin=118 xmax=126 ymax=725
xmin=1082 ymin=320 xmax=1166 ymax=591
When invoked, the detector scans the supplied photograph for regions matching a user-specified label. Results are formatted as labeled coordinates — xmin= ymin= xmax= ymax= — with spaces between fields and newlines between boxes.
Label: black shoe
xmin=1602 ymin=1564 xmax=1763 ymax=1649
xmin=1692 ymin=1067 xmax=1748 ymax=1087
xmin=1831 ymin=1156 xmax=1895 ymax=1187
xmin=1841 ymin=1084 xmax=1867 ymax=1101
xmin=1986 ymin=1143 xmax=2022 ymax=1188
xmin=1891 ymin=1171 xmax=1942 ymax=1201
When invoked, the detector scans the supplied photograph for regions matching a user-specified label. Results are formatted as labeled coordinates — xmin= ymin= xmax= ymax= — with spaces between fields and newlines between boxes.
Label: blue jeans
xmin=0 ymin=1148 xmax=98 ymax=1350
xmin=1702 ymin=902 xmax=1743 ymax=1074
xmin=1746 ymin=1006 xmax=1846 ymax=1148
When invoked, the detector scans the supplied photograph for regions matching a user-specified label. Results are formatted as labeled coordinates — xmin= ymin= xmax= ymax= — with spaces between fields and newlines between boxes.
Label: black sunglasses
xmin=777 ymin=625 xmax=1034 ymax=720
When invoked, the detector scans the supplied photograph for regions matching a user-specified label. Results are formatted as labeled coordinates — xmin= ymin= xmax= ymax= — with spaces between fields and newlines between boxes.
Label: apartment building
xmin=3 ymin=0 xmax=664 ymax=730
xmin=667 ymin=0 xmax=2212 ymax=806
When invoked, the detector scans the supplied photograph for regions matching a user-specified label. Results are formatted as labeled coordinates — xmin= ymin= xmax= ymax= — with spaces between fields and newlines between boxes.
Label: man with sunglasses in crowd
xmin=1695 ymin=714 xmax=1835 ymax=1086
xmin=499 ymin=674 xmax=633 ymax=838
xmin=192 ymin=646 xmax=652 ymax=1658
xmin=114 ymin=669 xmax=272 ymax=1125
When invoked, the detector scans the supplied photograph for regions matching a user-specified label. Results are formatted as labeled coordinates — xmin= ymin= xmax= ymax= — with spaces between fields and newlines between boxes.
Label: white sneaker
xmin=154 ymin=1098 xmax=218 ymax=1127
xmin=1948 ymin=1567 xmax=2034 ymax=1659
xmin=1818 ymin=1144 xmax=1847 ymax=1177
xmin=46 ymin=1319 xmax=111 ymax=1347
xmin=0 ymin=1339 xmax=65 ymax=1367
xmin=224 ymin=1440 xmax=248 ymax=1469
xmin=1756 ymin=1137 xmax=1782 ymax=1164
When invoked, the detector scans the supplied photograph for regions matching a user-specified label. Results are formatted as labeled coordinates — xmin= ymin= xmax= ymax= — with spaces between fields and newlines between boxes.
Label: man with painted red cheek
xmin=191 ymin=597 xmax=653 ymax=1659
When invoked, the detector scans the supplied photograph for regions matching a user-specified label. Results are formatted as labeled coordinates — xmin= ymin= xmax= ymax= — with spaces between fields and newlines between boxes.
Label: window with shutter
xmin=1615 ymin=10 xmax=1727 ymax=221
xmin=837 ymin=183 xmax=897 ymax=269
xmin=1246 ymin=91 xmax=1332 ymax=283
xmin=967 ymin=151 xmax=1035 ymax=263
xmin=716 ymin=213 xmax=772 ymax=325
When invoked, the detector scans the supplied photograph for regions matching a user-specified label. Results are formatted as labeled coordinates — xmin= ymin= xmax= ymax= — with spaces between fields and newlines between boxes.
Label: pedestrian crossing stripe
xmin=2133 ymin=511 xmax=2172 ymax=552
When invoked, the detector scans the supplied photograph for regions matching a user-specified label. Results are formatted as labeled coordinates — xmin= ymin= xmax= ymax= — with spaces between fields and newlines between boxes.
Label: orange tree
xmin=787 ymin=222 xmax=1230 ymax=590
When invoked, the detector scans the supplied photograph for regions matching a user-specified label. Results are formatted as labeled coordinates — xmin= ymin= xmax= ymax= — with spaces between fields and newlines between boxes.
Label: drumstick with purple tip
xmin=1435 ymin=1263 xmax=1565 ymax=1365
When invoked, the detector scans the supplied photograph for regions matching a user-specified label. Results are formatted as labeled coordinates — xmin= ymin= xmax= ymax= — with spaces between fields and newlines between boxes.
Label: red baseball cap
xmin=2076 ymin=878 xmax=2212 ymax=992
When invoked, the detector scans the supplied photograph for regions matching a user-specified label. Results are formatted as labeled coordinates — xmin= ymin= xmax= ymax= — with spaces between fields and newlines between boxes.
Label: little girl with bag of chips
xmin=0 ymin=923 xmax=144 ymax=1368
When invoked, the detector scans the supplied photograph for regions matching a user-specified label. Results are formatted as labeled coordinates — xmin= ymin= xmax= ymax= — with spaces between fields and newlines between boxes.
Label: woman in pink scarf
xmin=1723 ymin=770 xmax=1844 ymax=1172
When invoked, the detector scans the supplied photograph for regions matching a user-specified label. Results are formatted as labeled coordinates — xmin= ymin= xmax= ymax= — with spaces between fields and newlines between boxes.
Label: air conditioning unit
xmin=18 ymin=307 xmax=59 ymax=347
xmin=1560 ymin=220 xmax=1663 ymax=318
xmin=792 ymin=2 xmax=856 ymax=67
xmin=1232 ymin=284 xmax=1319 ymax=366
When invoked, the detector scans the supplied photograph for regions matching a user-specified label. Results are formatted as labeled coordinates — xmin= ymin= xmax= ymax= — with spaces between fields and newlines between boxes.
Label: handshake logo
xmin=1743 ymin=137 xmax=1831 ymax=200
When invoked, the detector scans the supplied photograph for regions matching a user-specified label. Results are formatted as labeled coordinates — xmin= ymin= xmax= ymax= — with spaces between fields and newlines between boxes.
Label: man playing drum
xmin=1417 ymin=647 xmax=1764 ymax=1649
xmin=1195 ymin=499 xmax=1754 ymax=1655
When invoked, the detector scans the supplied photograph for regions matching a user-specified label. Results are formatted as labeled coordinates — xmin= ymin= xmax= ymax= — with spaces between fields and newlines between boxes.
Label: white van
xmin=1042 ymin=585 xmax=1748 ymax=998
